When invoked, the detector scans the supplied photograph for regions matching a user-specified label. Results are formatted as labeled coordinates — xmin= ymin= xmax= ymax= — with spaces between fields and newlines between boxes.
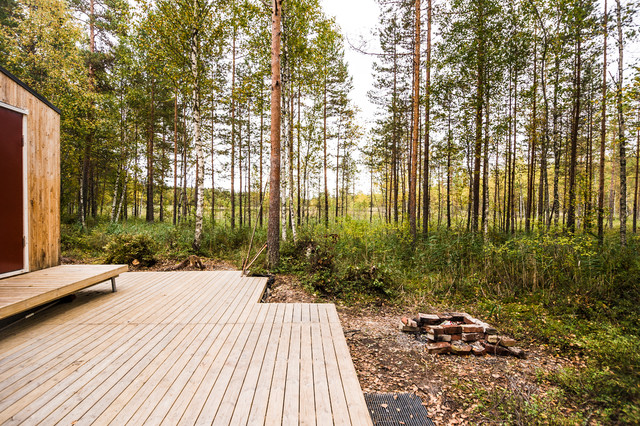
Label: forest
xmin=1 ymin=0 xmax=640 ymax=423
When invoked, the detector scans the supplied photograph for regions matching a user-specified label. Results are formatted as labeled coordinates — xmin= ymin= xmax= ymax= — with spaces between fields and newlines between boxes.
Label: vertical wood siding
xmin=0 ymin=72 xmax=61 ymax=272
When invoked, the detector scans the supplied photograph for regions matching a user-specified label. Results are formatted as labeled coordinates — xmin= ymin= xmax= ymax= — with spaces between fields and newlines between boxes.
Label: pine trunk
xmin=267 ymin=0 xmax=282 ymax=268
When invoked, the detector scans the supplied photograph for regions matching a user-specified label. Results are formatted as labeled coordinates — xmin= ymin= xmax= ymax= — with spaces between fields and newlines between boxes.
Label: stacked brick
xmin=399 ymin=312 xmax=525 ymax=358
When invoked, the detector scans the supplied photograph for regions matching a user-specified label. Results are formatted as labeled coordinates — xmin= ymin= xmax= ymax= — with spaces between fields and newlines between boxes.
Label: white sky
xmin=321 ymin=0 xmax=381 ymax=193
xmin=321 ymin=0 xmax=381 ymax=128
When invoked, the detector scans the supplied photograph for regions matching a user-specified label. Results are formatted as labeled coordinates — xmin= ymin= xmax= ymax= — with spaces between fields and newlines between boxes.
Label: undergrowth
xmin=61 ymin=217 xmax=640 ymax=423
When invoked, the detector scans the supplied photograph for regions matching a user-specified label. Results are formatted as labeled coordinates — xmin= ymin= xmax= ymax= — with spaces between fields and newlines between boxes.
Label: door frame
xmin=0 ymin=101 xmax=29 ymax=279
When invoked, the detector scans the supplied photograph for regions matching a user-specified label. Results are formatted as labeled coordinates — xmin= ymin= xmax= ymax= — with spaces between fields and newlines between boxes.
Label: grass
xmin=61 ymin=217 xmax=640 ymax=424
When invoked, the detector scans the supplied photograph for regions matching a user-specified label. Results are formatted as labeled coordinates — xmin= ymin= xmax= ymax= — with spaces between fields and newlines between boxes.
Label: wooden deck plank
xmin=264 ymin=320 xmax=292 ymax=425
xmin=227 ymin=304 xmax=278 ymax=425
xmin=246 ymin=304 xmax=285 ymax=425
xmin=311 ymin=322 xmax=333 ymax=424
xmin=327 ymin=308 xmax=373 ymax=426
xmin=0 ymin=323 xmax=123 ymax=403
xmin=0 ymin=324 xmax=137 ymax=424
xmin=139 ymin=323 xmax=226 ymax=425
xmin=299 ymin=322 xmax=316 ymax=426
xmin=0 ymin=271 xmax=371 ymax=425
xmin=89 ymin=323 xmax=211 ymax=426
xmin=197 ymin=304 xmax=269 ymax=424
xmin=4 ymin=323 xmax=160 ymax=425
xmin=283 ymin=322 xmax=302 ymax=426
xmin=44 ymin=323 xmax=187 ymax=424
xmin=175 ymin=321 xmax=251 ymax=425
xmin=321 ymin=321 xmax=352 ymax=426
xmin=187 ymin=303 xmax=265 ymax=424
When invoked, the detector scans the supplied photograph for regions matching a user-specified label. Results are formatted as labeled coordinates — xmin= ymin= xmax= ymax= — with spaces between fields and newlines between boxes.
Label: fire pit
xmin=400 ymin=312 xmax=525 ymax=358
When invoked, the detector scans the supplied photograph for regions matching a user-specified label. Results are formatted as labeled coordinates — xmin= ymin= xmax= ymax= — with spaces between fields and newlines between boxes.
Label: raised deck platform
xmin=0 ymin=271 xmax=372 ymax=425
xmin=0 ymin=264 xmax=128 ymax=321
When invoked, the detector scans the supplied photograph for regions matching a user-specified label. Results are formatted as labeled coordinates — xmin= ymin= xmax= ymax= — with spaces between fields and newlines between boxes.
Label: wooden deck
xmin=0 ymin=265 xmax=128 ymax=321
xmin=0 ymin=271 xmax=372 ymax=425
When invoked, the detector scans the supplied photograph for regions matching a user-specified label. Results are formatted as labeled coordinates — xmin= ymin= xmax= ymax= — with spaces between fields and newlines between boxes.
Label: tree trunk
xmin=634 ymin=107 xmax=639 ymax=233
xmin=616 ymin=0 xmax=626 ymax=245
xmin=231 ymin=31 xmax=237 ymax=229
xmin=482 ymin=92 xmax=490 ymax=235
xmin=409 ymin=0 xmax=421 ymax=239
xmin=297 ymin=87 xmax=301 ymax=226
xmin=446 ymin=90 xmax=451 ymax=229
xmin=173 ymin=94 xmax=178 ymax=225
xmin=268 ymin=0 xmax=282 ymax=268
xmin=526 ymin=40 xmax=537 ymax=233
xmin=239 ymin=110 xmax=243 ymax=227
xmin=511 ymin=75 xmax=518 ymax=233
xmin=288 ymin=83 xmax=296 ymax=239
xmin=259 ymin=94 xmax=264 ymax=228
xmin=191 ymin=22 xmax=204 ymax=250
xmin=323 ymin=75 xmax=329 ymax=227
xmin=393 ymin=42 xmax=399 ymax=224
xmin=335 ymin=127 xmax=340 ymax=220
xmin=423 ymin=0 xmax=432 ymax=235
xmin=567 ymin=37 xmax=582 ymax=233
xmin=472 ymin=2 xmax=485 ymax=232
xmin=549 ymin=50 xmax=561 ymax=229
xmin=598 ymin=0 xmax=608 ymax=241
xmin=247 ymin=100 xmax=252 ymax=227
xmin=211 ymin=88 xmax=216 ymax=226
xmin=146 ymin=80 xmax=155 ymax=222
xmin=160 ymin=122 xmax=165 ymax=222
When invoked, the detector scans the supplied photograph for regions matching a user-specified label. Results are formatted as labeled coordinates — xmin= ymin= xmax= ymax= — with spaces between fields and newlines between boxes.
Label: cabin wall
xmin=0 ymin=73 xmax=60 ymax=272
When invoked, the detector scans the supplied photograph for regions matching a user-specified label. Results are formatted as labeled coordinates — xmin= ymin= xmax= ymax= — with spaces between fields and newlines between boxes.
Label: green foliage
xmin=475 ymin=385 xmax=584 ymax=425
xmin=103 ymin=233 xmax=157 ymax=266
xmin=61 ymin=218 xmax=263 ymax=267
xmin=550 ymin=325 xmax=640 ymax=424
xmin=272 ymin=221 xmax=640 ymax=421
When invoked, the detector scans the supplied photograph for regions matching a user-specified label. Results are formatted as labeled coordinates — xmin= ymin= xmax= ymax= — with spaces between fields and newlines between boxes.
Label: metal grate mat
xmin=364 ymin=393 xmax=436 ymax=426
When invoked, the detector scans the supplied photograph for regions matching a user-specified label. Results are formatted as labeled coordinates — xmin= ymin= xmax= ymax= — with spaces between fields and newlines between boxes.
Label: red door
xmin=0 ymin=106 xmax=24 ymax=275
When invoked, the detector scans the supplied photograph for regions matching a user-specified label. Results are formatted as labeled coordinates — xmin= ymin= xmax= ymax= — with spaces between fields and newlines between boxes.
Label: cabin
xmin=0 ymin=65 xmax=61 ymax=278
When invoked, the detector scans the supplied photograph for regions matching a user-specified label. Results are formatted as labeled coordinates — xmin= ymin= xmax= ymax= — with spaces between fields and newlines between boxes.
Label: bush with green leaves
xmin=103 ymin=233 xmax=157 ymax=266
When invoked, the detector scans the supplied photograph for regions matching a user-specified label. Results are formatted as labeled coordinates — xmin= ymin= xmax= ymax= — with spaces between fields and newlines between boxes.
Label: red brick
xmin=451 ymin=342 xmax=472 ymax=355
xmin=450 ymin=334 xmax=462 ymax=341
xmin=449 ymin=312 xmax=466 ymax=322
xmin=498 ymin=337 xmax=517 ymax=347
xmin=484 ymin=326 xmax=498 ymax=335
xmin=427 ymin=325 xmax=444 ymax=336
xmin=461 ymin=324 xmax=483 ymax=333
xmin=399 ymin=324 xmax=420 ymax=333
xmin=442 ymin=324 xmax=462 ymax=334
xmin=483 ymin=343 xmax=512 ymax=356
xmin=418 ymin=313 xmax=441 ymax=325
xmin=462 ymin=332 xmax=483 ymax=342
xmin=471 ymin=342 xmax=486 ymax=355
xmin=426 ymin=342 xmax=451 ymax=354
xmin=427 ymin=333 xmax=451 ymax=342
xmin=463 ymin=316 xmax=477 ymax=324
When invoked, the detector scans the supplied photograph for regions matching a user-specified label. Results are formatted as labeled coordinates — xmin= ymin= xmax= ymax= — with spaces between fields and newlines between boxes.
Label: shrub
xmin=103 ymin=234 xmax=157 ymax=266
